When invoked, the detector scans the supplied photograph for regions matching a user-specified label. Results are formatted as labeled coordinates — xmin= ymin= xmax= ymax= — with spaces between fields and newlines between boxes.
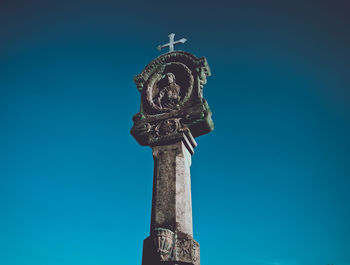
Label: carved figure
xmin=154 ymin=73 xmax=181 ymax=110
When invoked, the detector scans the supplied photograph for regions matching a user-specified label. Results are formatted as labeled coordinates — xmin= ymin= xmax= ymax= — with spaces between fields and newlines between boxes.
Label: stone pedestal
xmin=142 ymin=133 xmax=200 ymax=265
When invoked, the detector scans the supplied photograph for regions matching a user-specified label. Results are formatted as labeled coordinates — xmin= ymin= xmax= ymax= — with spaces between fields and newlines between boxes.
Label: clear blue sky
xmin=1 ymin=1 xmax=349 ymax=265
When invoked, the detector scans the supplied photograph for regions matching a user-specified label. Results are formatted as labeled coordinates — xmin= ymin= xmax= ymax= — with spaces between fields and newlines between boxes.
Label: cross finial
xmin=157 ymin=33 xmax=187 ymax=53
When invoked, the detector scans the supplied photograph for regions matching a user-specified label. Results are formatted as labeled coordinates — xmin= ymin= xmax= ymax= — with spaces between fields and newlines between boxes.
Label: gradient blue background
xmin=1 ymin=1 xmax=349 ymax=265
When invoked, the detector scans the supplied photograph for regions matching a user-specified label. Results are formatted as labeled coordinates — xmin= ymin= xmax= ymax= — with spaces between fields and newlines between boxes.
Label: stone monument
xmin=131 ymin=33 xmax=214 ymax=265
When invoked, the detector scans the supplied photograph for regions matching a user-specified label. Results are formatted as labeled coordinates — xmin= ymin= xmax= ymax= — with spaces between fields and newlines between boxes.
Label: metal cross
xmin=157 ymin=33 xmax=187 ymax=53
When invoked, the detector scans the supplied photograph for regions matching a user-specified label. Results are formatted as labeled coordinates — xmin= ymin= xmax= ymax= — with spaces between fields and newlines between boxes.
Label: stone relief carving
xmin=154 ymin=118 xmax=180 ymax=136
xmin=131 ymin=51 xmax=213 ymax=147
xmin=144 ymin=62 xmax=193 ymax=114
xmin=152 ymin=228 xmax=174 ymax=261
xmin=176 ymin=238 xmax=192 ymax=260
xmin=153 ymin=73 xmax=181 ymax=111
xmin=175 ymin=237 xmax=200 ymax=263
xmin=133 ymin=51 xmax=209 ymax=93
xmin=142 ymin=229 xmax=200 ymax=265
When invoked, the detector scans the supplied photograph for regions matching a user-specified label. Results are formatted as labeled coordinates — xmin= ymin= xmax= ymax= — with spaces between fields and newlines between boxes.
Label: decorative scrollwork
xmin=154 ymin=119 xmax=180 ymax=136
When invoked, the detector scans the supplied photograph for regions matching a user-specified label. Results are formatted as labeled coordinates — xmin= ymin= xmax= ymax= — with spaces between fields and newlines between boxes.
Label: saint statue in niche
xmin=154 ymin=72 xmax=181 ymax=111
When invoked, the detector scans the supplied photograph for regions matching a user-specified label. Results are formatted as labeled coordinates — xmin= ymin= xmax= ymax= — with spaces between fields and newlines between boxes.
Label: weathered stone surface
xmin=131 ymin=51 xmax=214 ymax=147
xmin=150 ymin=134 xmax=195 ymax=235
xmin=141 ymin=134 xmax=200 ymax=265
xmin=142 ymin=228 xmax=200 ymax=265
xmin=132 ymin=49 xmax=214 ymax=265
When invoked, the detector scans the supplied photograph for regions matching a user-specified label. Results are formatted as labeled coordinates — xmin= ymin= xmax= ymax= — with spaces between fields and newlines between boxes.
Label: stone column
xmin=131 ymin=50 xmax=214 ymax=265
xmin=141 ymin=133 xmax=199 ymax=265
xmin=151 ymin=133 xmax=195 ymax=235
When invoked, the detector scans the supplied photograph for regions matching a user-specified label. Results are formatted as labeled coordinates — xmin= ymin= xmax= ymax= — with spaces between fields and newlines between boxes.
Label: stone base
xmin=142 ymin=228 xmax=200 ymax=265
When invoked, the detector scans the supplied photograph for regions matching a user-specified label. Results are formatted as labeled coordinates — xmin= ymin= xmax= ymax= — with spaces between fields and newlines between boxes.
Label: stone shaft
xmin=141 ymin=134 xmax=200 ymax=265
xmin=150 ymin=138 xmax=194 ymax=236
